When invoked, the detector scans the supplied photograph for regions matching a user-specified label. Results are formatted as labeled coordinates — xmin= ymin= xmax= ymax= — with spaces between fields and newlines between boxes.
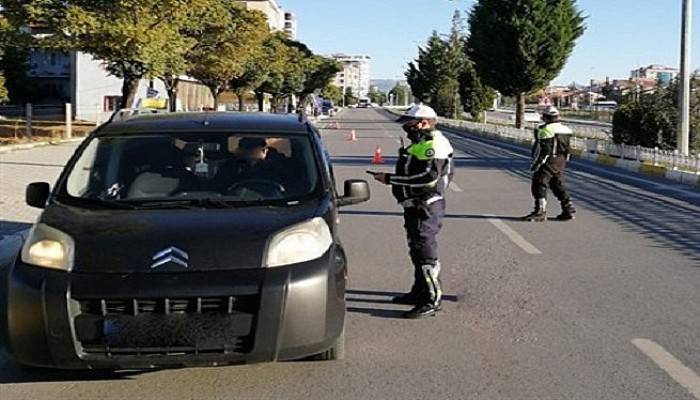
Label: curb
xmin=0 ymin=137 xmax=85 ymax=154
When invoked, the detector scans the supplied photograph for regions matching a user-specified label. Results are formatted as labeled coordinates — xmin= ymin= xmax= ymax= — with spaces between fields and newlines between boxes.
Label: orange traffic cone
xmin=348 ymin=129 xmax=357 ymax=141
xmin=372 ymin=145 xmax=384 ymax=164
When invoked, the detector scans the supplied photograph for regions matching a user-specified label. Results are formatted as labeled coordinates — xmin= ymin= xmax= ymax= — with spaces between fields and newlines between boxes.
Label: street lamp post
xmin=678 ymin=0 xmax=692 ymax=156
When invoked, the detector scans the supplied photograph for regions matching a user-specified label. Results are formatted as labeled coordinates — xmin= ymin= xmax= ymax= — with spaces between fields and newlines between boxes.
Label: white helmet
xmin=398 ymin=104 xmax=438 ymax=122
xmin=542 ymin=105 xmax=560 ymax=118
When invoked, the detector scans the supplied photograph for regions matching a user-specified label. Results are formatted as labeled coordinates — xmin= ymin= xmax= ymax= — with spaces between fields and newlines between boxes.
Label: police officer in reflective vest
xmin=523 ymin=106 xmax=576 ymax=222
xmin=369 ymin=105 xmax=455 ymax=318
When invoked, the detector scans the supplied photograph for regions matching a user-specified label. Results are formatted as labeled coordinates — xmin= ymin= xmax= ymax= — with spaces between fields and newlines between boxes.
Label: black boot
xmin=403 ymin=302 xmax=441 ymax=319
xmin=556 ymin=200 xmax=576 ymax=221
xmin=391 ymin=291 xmax=422 ymax=305
xmin=522 ymin=199 xmax=547 ymax=222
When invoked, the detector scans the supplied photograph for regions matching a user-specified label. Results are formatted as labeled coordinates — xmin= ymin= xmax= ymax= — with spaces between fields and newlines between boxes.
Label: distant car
xmin=321 ymin=99 xmax=335 ymax=116
xmin=357 ymin=99 xmax=370 ymax=108
xmin=1 ymin=112 xmax=371 ymax=369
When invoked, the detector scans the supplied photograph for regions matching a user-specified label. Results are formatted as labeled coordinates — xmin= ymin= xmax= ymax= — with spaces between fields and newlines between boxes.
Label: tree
xmin=459 ymin=61 xmax=495 ymax=121
xmin=344 ymin=87 xmax=358 ymax=106
xmin=405 ymin=31 xmax=447 ymax=106
xmin=368 ymin=87 xmax=387 ymax=105
xmin=613 ymin=76 xmax=700 ymax=152
xmin=468 ymin=0 xmax=586 ymax=128
xmin=0 ymin=15 xmax=33 ymax=103
xmin=321 ymin=83 xmax=343 ymax=104
xmin=405 ymin=11 xmax=492 ymax=119
xmin=188 ymin=2 xmax=268 ymax=109
xmin=389 ymin=83 xmax=412 ymax=106
xmin=22 ymin=0 xmax=219 ymax=108
xmin=296 ymin=55 xmax=341 ymax=113
xmin=612 ymin=91 xmax=677 ymax=149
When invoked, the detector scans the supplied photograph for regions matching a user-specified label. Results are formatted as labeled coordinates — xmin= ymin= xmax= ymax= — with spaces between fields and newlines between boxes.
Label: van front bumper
xmin=2 ymin=247 xmax=346 ymax=369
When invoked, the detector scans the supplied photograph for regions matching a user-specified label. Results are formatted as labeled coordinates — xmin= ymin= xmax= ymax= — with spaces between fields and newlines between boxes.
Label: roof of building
xmin=98 ymin=112 xmax=312 ymax=136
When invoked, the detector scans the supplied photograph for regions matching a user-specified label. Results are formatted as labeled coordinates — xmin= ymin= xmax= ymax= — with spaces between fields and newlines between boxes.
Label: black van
xmin=1 ymin=112 xmax=370 ymax=369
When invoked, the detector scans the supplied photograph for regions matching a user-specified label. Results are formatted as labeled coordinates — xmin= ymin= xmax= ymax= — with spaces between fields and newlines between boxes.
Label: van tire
xmin=316 ymin=328 xmax=345 ymax=361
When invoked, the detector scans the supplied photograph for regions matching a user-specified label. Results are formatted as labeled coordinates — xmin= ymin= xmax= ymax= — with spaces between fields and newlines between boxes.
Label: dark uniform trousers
xmin=532 ymin=156 xmax=570 ymax=203
xmin=403 ymin=199 xmax=445 ymax=304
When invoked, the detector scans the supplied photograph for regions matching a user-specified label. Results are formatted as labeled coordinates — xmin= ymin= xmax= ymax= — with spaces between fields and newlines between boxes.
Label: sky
xmin=281 ymin=0 xmax=698 ymax=85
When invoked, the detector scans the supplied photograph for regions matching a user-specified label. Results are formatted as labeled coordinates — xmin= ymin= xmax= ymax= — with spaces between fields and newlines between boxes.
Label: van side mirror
xmin=26 ymin=182 xmax=50 ymax=209
xmin=337 ymin=180 xmax=370 ymax=207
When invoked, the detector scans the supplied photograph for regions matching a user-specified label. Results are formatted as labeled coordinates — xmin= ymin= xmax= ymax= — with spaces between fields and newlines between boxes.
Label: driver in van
xmin=214 ymin=137 xmax=285 ymax=193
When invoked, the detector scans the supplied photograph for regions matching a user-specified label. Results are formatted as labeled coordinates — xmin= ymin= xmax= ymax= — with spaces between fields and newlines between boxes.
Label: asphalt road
xmin=0 ymin=108 xmax=699 ymax=400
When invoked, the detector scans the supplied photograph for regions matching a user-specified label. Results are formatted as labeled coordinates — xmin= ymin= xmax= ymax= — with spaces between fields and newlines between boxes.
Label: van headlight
xmin=264 ymin=218 xmax=332 ymax=268
xmin=21 ymin=224 xmax=75 ymax=271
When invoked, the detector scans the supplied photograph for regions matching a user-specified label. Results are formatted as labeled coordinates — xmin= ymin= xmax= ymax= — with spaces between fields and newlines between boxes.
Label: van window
xmin=60 ymin=133 xmax=320 ymax=207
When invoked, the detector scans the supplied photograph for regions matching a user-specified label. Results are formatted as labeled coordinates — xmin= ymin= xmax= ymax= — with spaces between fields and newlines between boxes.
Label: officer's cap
xmin=397 ymin=104 xmax=438 ymax=123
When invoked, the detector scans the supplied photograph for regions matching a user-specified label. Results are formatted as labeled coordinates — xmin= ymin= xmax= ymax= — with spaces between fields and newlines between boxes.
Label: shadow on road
xmin=346 ymin=290 xmax=460 ymax=319
xmin=347 ymin=289 xmax=459 ymax=303
xmin=340 ymin=210 xmax=523 ymax=222
xmin=450 ymin=131 xmax=700 ymax=262
xmin=345 ymin=307 xmax=405 ymax=319
xmin=0 ymin=358 xmax=151 ymax=383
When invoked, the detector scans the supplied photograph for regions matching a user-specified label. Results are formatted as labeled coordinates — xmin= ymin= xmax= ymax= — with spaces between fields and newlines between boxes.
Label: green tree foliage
xmin=406 ymin=31 xmax=448 ymax=110
xmin=613 ymin=76 xmax=700 ymax=151
xmin=406 ymin=11 xmax=492 ymax=119
xmin=297 ymin=55 xmax=341 ymax=112
xmin=15 ymin=0 xmax=223 ymax=108
xmin=368 ymin=87 xmax=387 ymax=105
xmin=468 ymin=0 xmax=585 ymax=127
xmin=389 ymin=83 xmax=412 ymax=106
xmin=459 ymin=62 xmax=495 ymax=121
xmin=344 ymin=88 xmax=358 ymax=106
xmin=0 ymin=15 xmax=33 ymax=103
xmin=321 ymin=83 xmax=343 ymax=104
xmin=187 ymin=2 xmax=269 ymax=109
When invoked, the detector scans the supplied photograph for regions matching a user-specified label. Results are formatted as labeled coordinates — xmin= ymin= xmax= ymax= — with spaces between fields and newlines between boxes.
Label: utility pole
xmin=678 ymin=0 xmax=692 ymax=156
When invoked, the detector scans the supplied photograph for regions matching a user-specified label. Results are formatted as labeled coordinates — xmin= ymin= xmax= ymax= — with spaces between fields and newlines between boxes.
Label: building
xmin=330 ymin=54 xmax=371 ymax=98
xmin=630 ymin=64 xmax=679 ymax=86
xmin=26 ymin=50 xmax=215 ymax=123
xmin=238 ymin=0 xmax=285 ymax=31
xmin=284 ymin=12 xmax=297 ymax=40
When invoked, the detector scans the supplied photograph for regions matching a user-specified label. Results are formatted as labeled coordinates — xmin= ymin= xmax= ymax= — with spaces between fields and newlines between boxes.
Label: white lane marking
xmin=449 ymin=183 xmax=464 ymax=193
xmin=633 ymin=338 xmax=700 ymax=399
xmin=485 ymin=214 xmax=542 ymax=255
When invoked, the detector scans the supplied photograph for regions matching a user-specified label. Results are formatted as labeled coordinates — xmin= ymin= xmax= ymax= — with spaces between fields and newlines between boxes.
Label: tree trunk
xmin=237 ymin=91 xmax=245 ymax=112
xmin=163 ymin=77 xmax=179 ymax=112
xmin=208 ymin=86 xmax=220 ymax=110
xmin=516 ymin=92 xmax=525 ymax=129
xmin=255 ymin=91 xmax=265 ymax=112
xmin=119 ymin=77 xmax=140 ymax=109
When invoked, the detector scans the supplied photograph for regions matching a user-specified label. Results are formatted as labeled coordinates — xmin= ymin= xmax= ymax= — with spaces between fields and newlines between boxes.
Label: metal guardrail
xmin=381 ymin=108 xmax=700 ymax=174
xmin=436 ymin=117 xmax=700 ymax=174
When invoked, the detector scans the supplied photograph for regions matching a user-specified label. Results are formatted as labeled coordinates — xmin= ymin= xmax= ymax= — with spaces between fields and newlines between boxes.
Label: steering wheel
xmin=226 ymin=179 xmax=286 ymax=201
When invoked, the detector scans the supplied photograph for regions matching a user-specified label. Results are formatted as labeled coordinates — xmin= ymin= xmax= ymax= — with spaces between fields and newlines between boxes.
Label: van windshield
xmin=58 ymin=133 xmax=321 ymax=208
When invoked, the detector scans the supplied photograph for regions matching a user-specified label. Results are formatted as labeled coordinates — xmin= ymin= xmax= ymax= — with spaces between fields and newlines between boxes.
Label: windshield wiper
xmin=54 ymin=195 xmax=138 ymax=210
xmin=125 ymin=200 xmax=203 ymax=210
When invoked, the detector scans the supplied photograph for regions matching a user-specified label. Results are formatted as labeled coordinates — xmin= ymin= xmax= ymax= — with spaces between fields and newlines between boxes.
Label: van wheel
xmin=316 ymin=328 xmax=345 ymax=361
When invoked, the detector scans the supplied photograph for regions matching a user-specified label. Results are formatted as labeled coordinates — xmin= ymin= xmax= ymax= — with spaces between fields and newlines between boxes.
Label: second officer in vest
xmin=523 ymin=106 xmax=576 ymax=222
xmin=369 ymin=105 xmax=454 ymax=319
